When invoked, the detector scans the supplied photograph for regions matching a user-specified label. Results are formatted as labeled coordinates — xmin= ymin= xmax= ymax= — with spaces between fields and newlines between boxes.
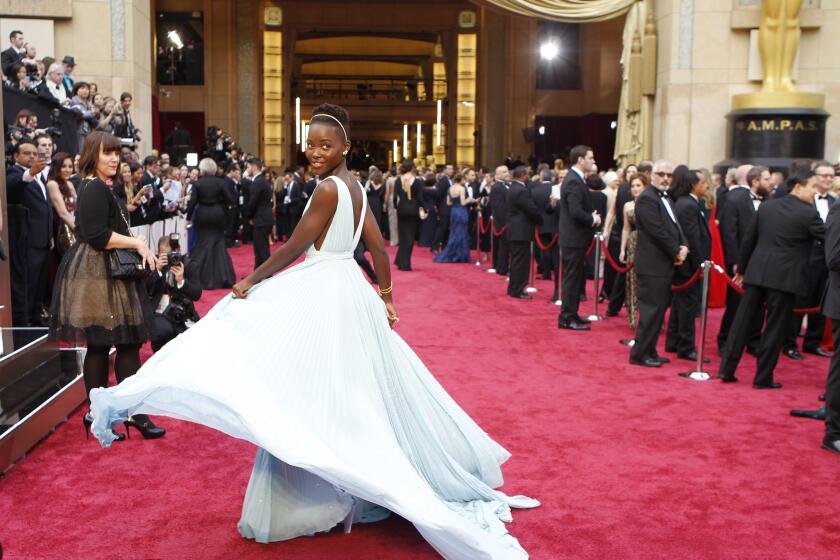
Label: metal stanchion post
xmin=678 ymin=260 xmax=711 ymax=381
xmin=586 ymin=233 xmax=604 ymax=321
xmin=525 ymin=243 xmax=538 ymax=293
xmin=475 ymin=212 xmax=482 ymax=266
xmin=487 ymin=217 xmax=497 ymax=273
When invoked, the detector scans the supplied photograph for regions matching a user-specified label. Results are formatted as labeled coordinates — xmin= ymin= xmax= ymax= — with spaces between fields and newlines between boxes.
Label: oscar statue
xmin=727 ymin=0 xmax=828 ymax=169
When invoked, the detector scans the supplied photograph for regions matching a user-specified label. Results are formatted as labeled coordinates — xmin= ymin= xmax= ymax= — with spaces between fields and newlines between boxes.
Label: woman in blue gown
xmin=433 ymin=172 xmax=476 ymax=263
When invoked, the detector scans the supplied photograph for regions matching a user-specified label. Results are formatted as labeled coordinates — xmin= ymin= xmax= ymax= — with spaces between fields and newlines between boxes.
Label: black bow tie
xmin=818 ymin=195 xmax=830 ymax=200
xmin=657 ymin=191 xmax=668 ymax=199
xmin=751 ymin=193 xmax=762 ymax=201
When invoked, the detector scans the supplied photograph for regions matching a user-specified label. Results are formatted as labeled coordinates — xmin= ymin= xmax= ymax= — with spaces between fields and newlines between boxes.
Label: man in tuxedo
xmin=139 ymin=155 xmax=164 ymax=225
xmin=715 ymin=167 xmax=736 ymax=222
xmin=431 ymin=164 xmax=454 ymax=252
xmin=464 ymin=168 xmax=479 ymax=250
xmin=6 ymin=141 xmax=53 ymax=326
xmin=558 ymin=145 xmax=600 ymax=331
xmin=1 ymin=30 xmax=25 ymax=77
xmin=224 ymin=162 xmax=242 ymax=247
xmin=506 ymin=166 xmax=543 ymax=299
xmin=717 ymin=164 xmax=768 ymax=354
xmin=490 ymin=165 xmax=511 ymax=275
xmin=247 ymin=158 xmax=274 ymax=269
xmin=531 ymin=168 xmax=556 ymax=280
xmin=820 ymin=200 xmax=840 ymax=455
xmin=783 ymin=162 xmax=836 ymax=359
xmin=665 ymin=171 xmax=712 ymax=361
xmin=287 ymin=165 xmax=307 ymax=235
xmin=629 ymin=160 xmax=688 ymax=366
xmin=718 ymin=170 xmax=824 ymax=388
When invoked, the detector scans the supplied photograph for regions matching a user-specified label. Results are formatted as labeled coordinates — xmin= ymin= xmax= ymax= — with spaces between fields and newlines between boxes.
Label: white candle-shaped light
xmin=403 ymin=123 xmax=409 ymax=159
xmin=393 ymin=139 xmax=398 ymax=163
xmin=416 ymin=122 xmax=421 ymax=155
xmin=301 ymin=122 xmax=307 ymax=152
xmin=295 ymin=97 xmax=301 ymax=144
xmin=436 ymin=99 xmax=442 ymax=146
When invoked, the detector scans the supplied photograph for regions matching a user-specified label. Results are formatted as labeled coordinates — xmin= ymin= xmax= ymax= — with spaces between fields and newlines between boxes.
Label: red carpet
xmin=1 ymin=243 xmax=839 ymax=559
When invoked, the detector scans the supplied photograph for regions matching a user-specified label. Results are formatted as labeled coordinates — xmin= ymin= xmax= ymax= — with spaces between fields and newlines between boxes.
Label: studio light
xmin=538 ymin=126 xmax=546 ymax=136
xmin=610 ymin=120 xmax=617 ymax=130
xmin=403 ymin=123 xmax=409 ymax=159
xmin=436 ymin=99 xmax=442 ymax=146
xmin=295 ymin=97 xmax=301 ymax=144
xmin=539 ymin=41 xmax=559 ymax=61
xmin=301 ymin=122 xmax=308 ymax=153
xmin=167 ymin=30 xmax=184 ymax=49
xmin=393 ymin=139 xmax=399 ymax=163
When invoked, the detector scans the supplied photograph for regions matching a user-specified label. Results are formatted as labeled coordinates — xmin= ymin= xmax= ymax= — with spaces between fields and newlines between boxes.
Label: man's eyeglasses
xmin=816 ymin=173 xmax=836 ymax=178
xmin=655 ymin=172 xmax=673 ymax=178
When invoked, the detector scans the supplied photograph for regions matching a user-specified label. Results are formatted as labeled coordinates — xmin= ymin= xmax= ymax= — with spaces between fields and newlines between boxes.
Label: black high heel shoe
xmin=83 ymin=412 xmax=126 ymax=442
xmin=124 ymin=414 xmax=166 ymax=439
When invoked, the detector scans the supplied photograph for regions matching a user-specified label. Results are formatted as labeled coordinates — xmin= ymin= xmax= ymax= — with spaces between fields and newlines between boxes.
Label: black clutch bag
xmin=108 ymin=248 xmax=149 ymax=280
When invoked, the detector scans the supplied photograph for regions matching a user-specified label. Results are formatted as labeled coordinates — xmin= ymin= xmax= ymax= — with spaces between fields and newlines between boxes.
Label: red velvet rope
xmin=534 ymin=226 xmax=558 ymax=250
xmin=492 ymin=221 xmax=508 ymax=237
xmin=478 ymin=214 xmax=490 ymax=235
xmin=599 ymin=238 xmax=635 ymax=273
xmin=671 ymin=266 xmax=704 ymax=292
xmin=584 ymin=236 xmax=597 ymax=257
xmin=709 ymin=262 xmax=817 ymax=315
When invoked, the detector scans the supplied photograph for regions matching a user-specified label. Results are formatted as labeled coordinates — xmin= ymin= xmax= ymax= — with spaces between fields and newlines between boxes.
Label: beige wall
xmin=2 ymin=1 xmax=153 ymax=155
xmin=652 ymin=0 xmax=840 ymax=167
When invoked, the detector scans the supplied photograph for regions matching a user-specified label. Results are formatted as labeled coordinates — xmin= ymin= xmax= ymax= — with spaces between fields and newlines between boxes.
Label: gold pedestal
xmin=732 ymin=91 xmax=825 ymax=111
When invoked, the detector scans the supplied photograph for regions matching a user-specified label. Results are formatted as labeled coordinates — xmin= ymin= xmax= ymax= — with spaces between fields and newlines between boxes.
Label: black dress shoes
xmin=821 ymin=438 xmax=840 ymax=456
xmin=783 ymin=348 xmax=805 ymax=361
xmin=558 ymin=319 xmax=590 ymax=331
xmin=629 ymin=357 xmax=662 ymax=368
xmin=753 ymin=381 xmax=783 ymax=389
xmin=652 ymin=355 xmax=671 ymax=365
xmin=790 ymin=406 xmax=826 ymax=420
xmin=677 ymin=351 xmax=711 ymax=363
xmin=510 ymin=293 xmax=532 ymax=300
xmin=718 ymin=374 xmax=738 ymax=383
xmin=575 ymin=315 xmax=591 ymax=324
xmin=804 ymin=347 xmax=833 ymax=358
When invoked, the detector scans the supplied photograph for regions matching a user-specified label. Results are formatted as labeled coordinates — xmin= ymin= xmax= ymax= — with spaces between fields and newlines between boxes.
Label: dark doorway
xmin=534 ymin=114 xmax=618 ymax=169
xmin=158 ymin=111 xmax=205 ymax=165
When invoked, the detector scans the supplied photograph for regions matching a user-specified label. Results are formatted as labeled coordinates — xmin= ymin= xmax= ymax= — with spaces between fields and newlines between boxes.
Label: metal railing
xmin=292 ymin=78 xmax=447 ymax=102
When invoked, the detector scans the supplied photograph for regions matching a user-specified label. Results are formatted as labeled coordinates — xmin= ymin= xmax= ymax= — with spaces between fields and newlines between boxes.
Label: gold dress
xmin=626 ymin=204 xmax=639 ymax=330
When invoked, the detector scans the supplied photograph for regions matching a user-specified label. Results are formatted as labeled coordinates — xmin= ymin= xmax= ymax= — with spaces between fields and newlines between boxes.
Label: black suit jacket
xmin=821 ymin=200 xmax=840 ymax=320
xmin=634 ymin=185 xmax=686 ymax=278
xmin=530 ymin=181 xmax=556 ymax=235
xmin=714 ymin=184 xmax=728 ymax=221
xmin=739 ymin=195 xmax=824 ymax=297
xmin=247 ymin=173 xmax=274 ymax=228
xmin=289 ymin=174 xmax=306 ymax=215
xmin=139 ymin=171 xmax=164 ymax=223
xmin=810 ymin=193 xmax=837 ymax=265
xmin=5 ymin=164 xmax=54 ymax=249
xmin=489 ymin=181 xmax=508 ymax=227
xmin=559 ymin=169 xmax=596 ymax=249
xmin=673 ymin=195 xmax=712 ymax=277
xmin=1 ymin=47 xmax=22 ymax=76
xmin=506 ymin=180 xmax=543 ymax=242
xmin=435 ymin=175 xmax=453 ymax=214
xmin=720 ymin=186 xmax=755 ymax=269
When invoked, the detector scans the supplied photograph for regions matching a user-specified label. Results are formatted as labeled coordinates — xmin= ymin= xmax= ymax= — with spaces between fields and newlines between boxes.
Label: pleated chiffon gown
xmin=89 ymin=175 xmax=539 ymax=559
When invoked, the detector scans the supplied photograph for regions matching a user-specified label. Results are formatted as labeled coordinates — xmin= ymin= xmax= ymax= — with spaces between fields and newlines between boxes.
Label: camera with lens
xmin=44 ymin=108 xmax=63 ymax=141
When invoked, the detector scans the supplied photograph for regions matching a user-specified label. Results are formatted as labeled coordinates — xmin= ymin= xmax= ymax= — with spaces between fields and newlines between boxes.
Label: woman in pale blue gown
xmin=90 ymin=103 xmax=538 ymax=559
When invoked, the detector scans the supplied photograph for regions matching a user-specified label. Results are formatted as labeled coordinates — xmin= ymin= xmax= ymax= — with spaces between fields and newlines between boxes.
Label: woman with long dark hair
xmin=619 ymin=173 xmax=648 ymax=329
xmin=88 ymin=103 xmax=538 ymax=558
xmin=49 ymin=131 xmax=165 ymax=441
xmin=186 ymin=157 xmax=236 ymax=289
xmin=393 ymin=159 xmax=424 ymax=271
xmin=45 ymin=151 xmax=77 ymax=259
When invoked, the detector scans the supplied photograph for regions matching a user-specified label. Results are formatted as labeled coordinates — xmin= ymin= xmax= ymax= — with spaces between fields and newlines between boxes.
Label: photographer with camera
xmin=147 ymin=233 xmax=202 ymax=352
xmin=69 ymin=81 xmax=98 ymax=147
xmin=112 ymin=92 xmax=141 ymax=147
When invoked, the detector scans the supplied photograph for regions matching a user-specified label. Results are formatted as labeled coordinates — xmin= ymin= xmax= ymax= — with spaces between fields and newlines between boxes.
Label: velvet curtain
xmin=472 ymin=0 xmax=637 ymax=23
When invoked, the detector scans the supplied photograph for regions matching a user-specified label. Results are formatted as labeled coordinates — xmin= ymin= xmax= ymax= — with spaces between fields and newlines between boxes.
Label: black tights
xmin=83 ymin=344 xmax=142 ymax=398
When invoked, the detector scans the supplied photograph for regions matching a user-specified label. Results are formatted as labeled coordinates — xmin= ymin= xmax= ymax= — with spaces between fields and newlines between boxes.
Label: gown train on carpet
xmin=90 ymin=175 xmax=538 ymax=560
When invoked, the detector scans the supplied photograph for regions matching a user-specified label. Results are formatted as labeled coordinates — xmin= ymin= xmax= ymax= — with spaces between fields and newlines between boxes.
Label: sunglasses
xmin=655 ymin=172 xmax=673 ymax=178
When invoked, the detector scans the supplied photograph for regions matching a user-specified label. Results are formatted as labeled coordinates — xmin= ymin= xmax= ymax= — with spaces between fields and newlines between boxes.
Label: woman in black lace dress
xmin=49 ymin=131 xmax=165 ymax=441
xmin=186 ymin=158 xmax=236 ymax=289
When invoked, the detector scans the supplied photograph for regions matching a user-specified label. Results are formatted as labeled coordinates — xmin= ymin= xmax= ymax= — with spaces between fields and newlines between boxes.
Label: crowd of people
xmin=3 ymin=29 xmax=142 ymax=156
